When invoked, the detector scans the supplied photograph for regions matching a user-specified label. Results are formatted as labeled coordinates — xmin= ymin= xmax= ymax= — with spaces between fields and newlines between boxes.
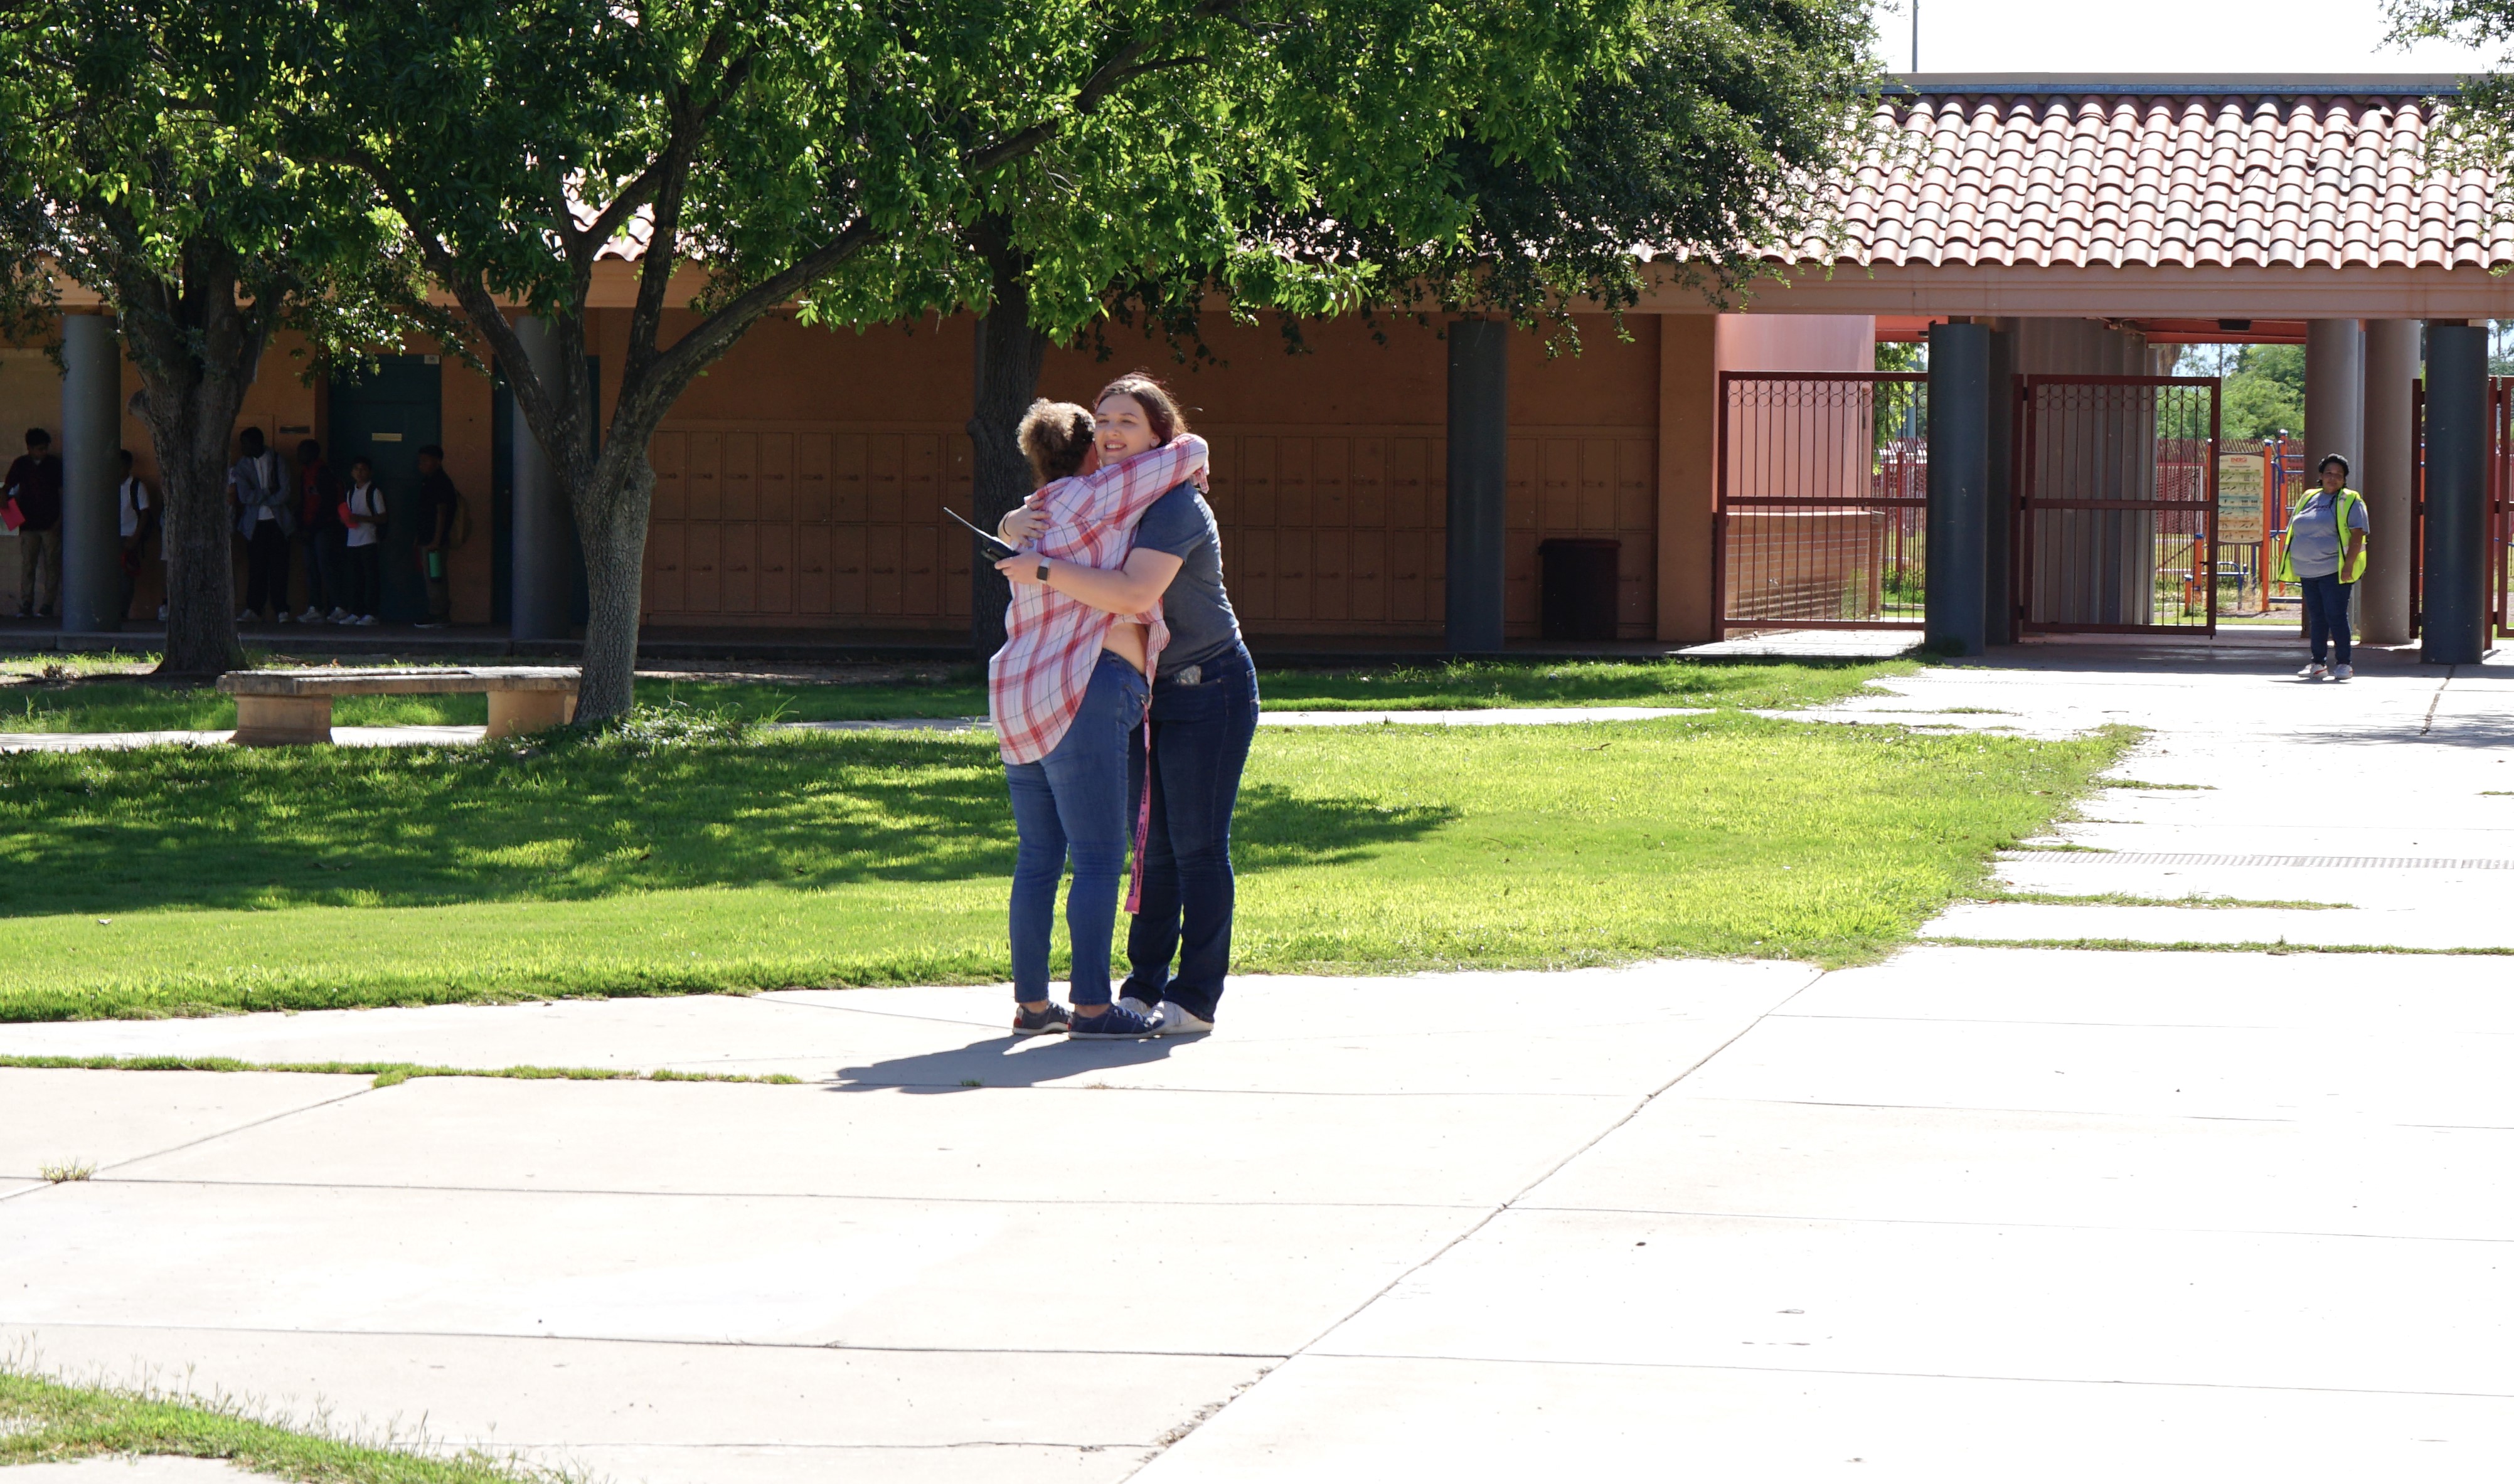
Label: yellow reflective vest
xmin=2276 ymin=487 xmax=2367 ymax=584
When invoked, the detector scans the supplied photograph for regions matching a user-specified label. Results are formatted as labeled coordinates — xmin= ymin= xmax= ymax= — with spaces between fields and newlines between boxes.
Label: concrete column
xmin=1926 ymin=321 xmax=1990 ymax=655
xmin=57 ymin=315 xmax=124 ymax=633
xmin=2304 ymin=319 xmax=2365 ymax=487
xmin=508 ymin=315 xmax=570 ymax=642
xmin=1445 ymin=318 xmax=1508 ymax=654
xmin=2421 ymin=322 xmax=2489 ymax=664
xmin=1981 ymin=324 xmax=2017 ymax=645
xmin=2359 ymin=321 xmax=2421 ymax=645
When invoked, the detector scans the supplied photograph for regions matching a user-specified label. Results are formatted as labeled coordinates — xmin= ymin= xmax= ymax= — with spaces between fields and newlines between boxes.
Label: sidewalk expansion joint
xmin=2424 ymin=666 xmax=2454 ymax=734
xmin=92 ymin=1082 xmax=383 ymax=1178
xmin=88 ymin=1175 xmax=1492 ymax=1211
xmin=1502 ymin=1202 xmax=2514 ymax=1245
xmin=1287 ymin=1350 xmax=2514 ymax=1401
xmin=0 ymin=1319 xmax=1289 ymax=1363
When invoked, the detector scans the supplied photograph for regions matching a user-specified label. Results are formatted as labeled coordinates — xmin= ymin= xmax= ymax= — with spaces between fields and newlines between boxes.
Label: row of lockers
xmin=640 ymin=426 xmax=1657 ymax=635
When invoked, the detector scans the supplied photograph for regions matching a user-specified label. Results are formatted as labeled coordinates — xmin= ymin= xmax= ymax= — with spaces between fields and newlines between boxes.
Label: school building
xmin=8 ymin=73 xmax=2511 ymax=658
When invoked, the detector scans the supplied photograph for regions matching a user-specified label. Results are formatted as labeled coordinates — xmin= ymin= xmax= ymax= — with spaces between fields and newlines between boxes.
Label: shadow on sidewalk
xmin=828 ymin=1032 xmax=1180 ymax=1092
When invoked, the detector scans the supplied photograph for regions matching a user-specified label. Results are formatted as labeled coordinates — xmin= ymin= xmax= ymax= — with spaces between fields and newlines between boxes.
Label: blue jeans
xmin=2300 ymin=573 xmax=2354 ymax=665
xmin=1121 ymin=644 xmax=1259 ymax=1022
xmin=1005 ymin=653 xmax=1149 ymax=1005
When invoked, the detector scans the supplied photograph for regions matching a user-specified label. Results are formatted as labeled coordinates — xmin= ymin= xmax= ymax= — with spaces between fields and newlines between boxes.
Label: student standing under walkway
xmin=228 ymin=428 xmax=295 ymax=623
xmin=2278 ymin=454 xmax=2370 ymax=682
xmin=115 ymin=450 xmax=156 ymax=622
xmin=341 ymin=457 xmax=386 ymax=626
xmin=413 ymin=444 xmax=462 ymax=628
xmin=294 ymin=439 xmax=346 ymax=623
xmin=6 ymin=428 xmax=65 ymax=619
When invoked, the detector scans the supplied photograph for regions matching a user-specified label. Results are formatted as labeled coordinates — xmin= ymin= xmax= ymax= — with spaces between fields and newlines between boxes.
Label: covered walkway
xmin=1690 ymin=74 xmax=2514 ymax=664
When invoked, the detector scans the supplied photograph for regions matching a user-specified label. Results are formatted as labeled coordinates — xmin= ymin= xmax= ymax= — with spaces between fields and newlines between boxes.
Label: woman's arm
xmin=996 ymin=546 xmax=1185 ymax=616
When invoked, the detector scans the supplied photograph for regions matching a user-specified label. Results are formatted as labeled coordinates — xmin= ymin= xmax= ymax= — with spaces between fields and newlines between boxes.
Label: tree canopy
xmin=0 ymin=0 xmax=445 ymax=673
xmin=293 ymin=0 xmax=1874 ymax=714
xmin=7 ymin=0 xmax=1882 ymax=693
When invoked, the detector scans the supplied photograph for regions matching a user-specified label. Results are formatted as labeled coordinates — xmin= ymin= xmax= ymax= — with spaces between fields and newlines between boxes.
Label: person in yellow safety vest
xmin=2276 ymin=453 xmax=2369 ymax=682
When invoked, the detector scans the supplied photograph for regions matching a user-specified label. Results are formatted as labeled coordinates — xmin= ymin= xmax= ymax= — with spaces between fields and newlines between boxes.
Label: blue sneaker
xmin=1068 ymin=1003 xmax=1161 ymax=1039
xmin=1011 ymin=1003 xmax=1071 ymax=1037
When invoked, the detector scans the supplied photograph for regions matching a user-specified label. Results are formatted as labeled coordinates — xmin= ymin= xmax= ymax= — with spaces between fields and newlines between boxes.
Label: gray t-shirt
xmin=2288 ymin=490 xmax=2368 ymax=579
xmin=1136 ymin=483 xmax=1241 ymax=671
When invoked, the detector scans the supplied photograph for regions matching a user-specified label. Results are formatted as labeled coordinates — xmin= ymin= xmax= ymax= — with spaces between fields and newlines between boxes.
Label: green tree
xmin=0 ymin=0 xmax=444 ymax=675
xmin=2219 ymin=344 xmax=2306 ymax=447
xmin=940 ymin=0 xmax=1878 ymax=653
xmin=300 ymin=0 xmax=1688 ymax=717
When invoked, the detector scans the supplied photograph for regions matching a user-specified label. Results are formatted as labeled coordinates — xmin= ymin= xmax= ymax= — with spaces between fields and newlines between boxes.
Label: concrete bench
xmin=216 ymin=667 xmax=583 ymax=746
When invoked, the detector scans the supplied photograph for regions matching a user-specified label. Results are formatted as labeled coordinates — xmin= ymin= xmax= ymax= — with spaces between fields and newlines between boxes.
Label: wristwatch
xmin=1036 ymin=559 xmax=1051 ymax=583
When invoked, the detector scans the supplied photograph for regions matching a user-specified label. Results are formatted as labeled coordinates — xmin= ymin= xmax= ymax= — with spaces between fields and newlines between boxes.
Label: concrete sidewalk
xmin=8 ymin=638 xmax=2511 ymax=1481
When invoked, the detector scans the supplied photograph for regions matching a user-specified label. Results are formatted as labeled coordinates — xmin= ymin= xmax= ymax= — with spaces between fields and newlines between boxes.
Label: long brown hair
xmin=1016 ymin=400 xmax=1094 ymax=485
xmin=1094 ymin=373 xmax=1188 ymax=443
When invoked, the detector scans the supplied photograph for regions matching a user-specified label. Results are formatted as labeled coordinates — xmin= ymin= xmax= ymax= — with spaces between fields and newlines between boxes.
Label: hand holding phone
xmin=945 ymin=506 xmax=1020 ymax=560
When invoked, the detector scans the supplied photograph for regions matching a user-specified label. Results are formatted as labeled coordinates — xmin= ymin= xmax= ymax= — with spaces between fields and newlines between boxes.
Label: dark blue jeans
xmin=1121 ymin=644 xmax=1259 ymax=1022
xmin=2300 ymin=573 xmax=2354 ymax=665
xmin=1005 ymin=653 xmax=1149 ymax=1005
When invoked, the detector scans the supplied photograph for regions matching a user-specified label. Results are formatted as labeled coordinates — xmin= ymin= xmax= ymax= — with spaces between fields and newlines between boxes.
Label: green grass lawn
xmin=0 ymin=654 xmax=1917 ymax=731
xmin=0 ymin=713 xmax=2126 ymax=1020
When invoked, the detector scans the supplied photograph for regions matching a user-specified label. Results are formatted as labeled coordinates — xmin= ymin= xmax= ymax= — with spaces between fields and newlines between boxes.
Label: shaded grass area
xmin=0 ymin=1054 xmax=800 ymax=1088
xmin=0 ymin=715 xmax=2128 ymax=1020
xmin=0 ymin=655 xmax=1916 ymax=731
xmin=0 ymin=1367 xmax=555 ymax=1481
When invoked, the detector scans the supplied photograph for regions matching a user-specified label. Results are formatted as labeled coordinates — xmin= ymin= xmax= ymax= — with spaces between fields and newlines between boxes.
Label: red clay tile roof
xmin=1801 ymin=92 xmax=2514 ymax=272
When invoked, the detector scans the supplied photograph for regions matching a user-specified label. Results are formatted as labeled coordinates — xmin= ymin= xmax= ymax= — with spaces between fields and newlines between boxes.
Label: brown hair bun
xmin=1017 ymin=400 xmax=1095 ymax=485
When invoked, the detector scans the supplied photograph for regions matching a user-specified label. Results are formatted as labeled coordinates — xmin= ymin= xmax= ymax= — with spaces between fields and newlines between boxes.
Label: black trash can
xmin=1537 ymin=538 xmax=1619 ymax=641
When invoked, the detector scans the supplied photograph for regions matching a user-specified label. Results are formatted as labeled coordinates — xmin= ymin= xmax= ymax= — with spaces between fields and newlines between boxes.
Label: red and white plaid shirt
xmin=988 ymin=434 xmax=1209 ymax=765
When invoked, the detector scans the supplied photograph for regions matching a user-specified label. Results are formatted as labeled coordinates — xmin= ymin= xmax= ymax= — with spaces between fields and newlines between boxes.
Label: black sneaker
xmin=1069 ymin=1002 xmax=1162 ymax=1039
xmin=1012 ymin=1002 xmax=1071 ymax=1037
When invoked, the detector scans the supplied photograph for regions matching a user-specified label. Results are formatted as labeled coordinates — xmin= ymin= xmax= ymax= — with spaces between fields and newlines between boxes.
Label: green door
xmin=327 ymin=355 xmax=442 ymax=624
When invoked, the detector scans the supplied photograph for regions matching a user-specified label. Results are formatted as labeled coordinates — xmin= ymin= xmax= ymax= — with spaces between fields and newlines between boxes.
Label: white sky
xmin=1877 ymin=0 xmax=2501 ymax=74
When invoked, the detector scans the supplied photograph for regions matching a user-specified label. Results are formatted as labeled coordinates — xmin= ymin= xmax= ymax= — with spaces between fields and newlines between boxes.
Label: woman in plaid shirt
xmin=991 ymin=384 xmax=1210 ymax=1039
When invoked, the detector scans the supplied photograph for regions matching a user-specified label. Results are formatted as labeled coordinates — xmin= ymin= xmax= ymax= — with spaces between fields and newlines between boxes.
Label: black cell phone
xmin=945 ymin=506 xmax=1020 ymax=560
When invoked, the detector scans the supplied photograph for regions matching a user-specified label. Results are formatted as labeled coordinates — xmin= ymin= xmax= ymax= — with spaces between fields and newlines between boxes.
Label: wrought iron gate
xmin=2013 ymin=374 xmax=2220 ymax=635
xmin=1713 ymin=371 xmax=1927 ymax=632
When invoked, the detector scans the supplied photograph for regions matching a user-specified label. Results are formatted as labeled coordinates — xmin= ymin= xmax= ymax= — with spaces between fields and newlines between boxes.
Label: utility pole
xmin=1912 ymin=2 xmax=1919 ymax=72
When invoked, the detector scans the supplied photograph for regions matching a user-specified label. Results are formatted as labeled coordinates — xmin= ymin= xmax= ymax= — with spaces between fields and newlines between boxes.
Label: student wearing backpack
xmin=114 ymin=450 xmax=157 ymax=622
xmin=342 ymin=456 xmax=386 ymax=626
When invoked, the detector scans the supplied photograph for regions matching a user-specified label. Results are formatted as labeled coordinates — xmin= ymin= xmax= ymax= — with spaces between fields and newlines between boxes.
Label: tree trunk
xmin=130 ymin=346 xmax=251 ymax=679
xmin=572 ymin=457 xmax=652 ymax=721
xmin=965 ymin=226 xmax=1050 ymax=659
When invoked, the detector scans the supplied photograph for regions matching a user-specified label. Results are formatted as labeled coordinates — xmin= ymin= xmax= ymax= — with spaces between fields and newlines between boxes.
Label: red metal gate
xmin=2491 ymin=378 xmax=2514 ymax=638
xmin=2013 ymin=374 xmax=2220 ymax=635
xmin=1713 ymin=372 xmax=1927 ymax=632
